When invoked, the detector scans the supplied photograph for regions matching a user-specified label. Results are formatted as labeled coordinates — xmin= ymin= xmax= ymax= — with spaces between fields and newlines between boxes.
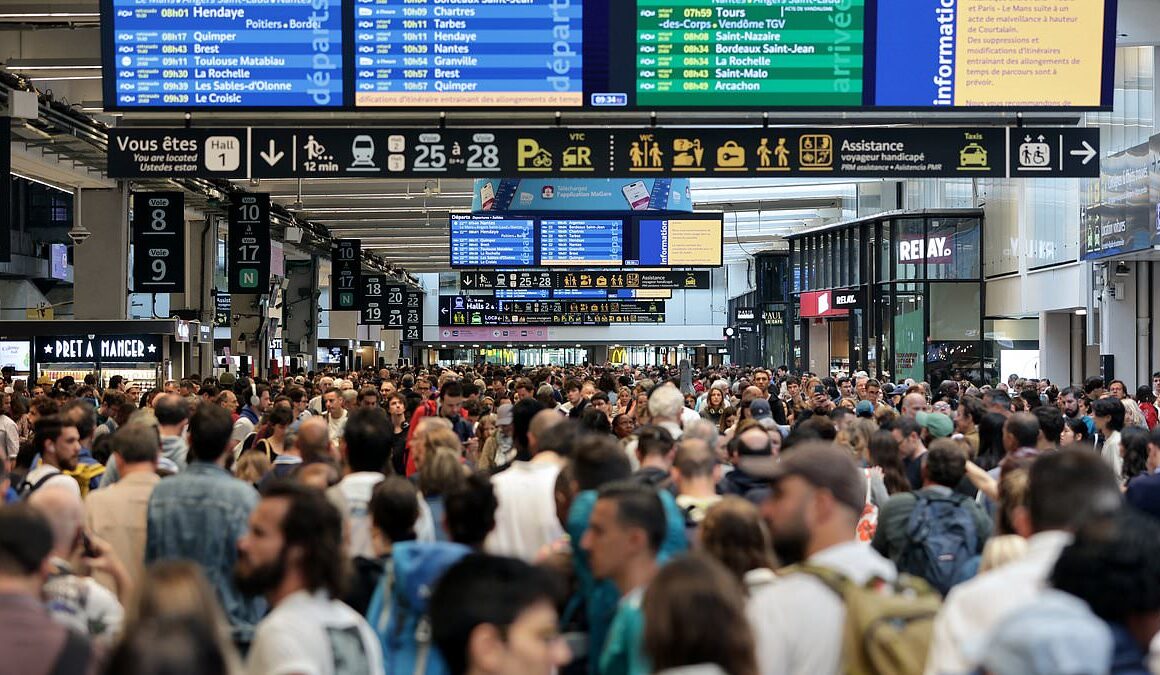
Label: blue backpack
xmin=899 ymin=492 xmax=980 ymax=596
xmin=366 ymin=541 xmax=470 ymax=675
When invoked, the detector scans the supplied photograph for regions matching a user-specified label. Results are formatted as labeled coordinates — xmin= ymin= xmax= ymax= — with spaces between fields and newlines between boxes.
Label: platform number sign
xmin=384 ymin=284 xmax=406 ymax=328
xmin=403 ymin=289 xmax=424 ymax=343
xmin=228 ymin=194 xmax=271 ymax=294
xmin=360 ymin=274 xmax=386 ymax=326
xmin=131 ymin=191 xmax=185 ymax=293
xmin=332 ymin=240 xmax=361 ymax=311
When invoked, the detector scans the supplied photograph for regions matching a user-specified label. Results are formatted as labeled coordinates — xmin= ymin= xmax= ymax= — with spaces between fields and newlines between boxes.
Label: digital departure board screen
xmin=103 ymin=0 xmax=344 ymax=109
xmin=450 ymin=213 xmax=722 ymax=268
xmin=101 ymin=0 xmax=1115 ymax=111
xmin=450 ymin=216 xmax=535 ymax=268
xmin=352 ymin=0 xmax=584 ymax=107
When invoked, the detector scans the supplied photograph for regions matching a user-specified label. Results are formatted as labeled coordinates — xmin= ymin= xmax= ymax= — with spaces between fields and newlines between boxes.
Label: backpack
xmin=64 ymin=463 xmax=106 ymax=498
xmin=366 ymin=541 xmax=470 ymax=675
xmin=898 ymin=492 xmax=980 ymax=596
xmin=19 ymin=471 xmax=59 ymax=499
xmin=787 ymin=564 xmax=941 ymax=675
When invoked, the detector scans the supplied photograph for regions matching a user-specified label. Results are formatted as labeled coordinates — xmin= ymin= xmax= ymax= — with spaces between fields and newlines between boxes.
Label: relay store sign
xmin=799 ymin=290 xmax=852 ymax=319
xmin=898 ymin=237 xmax=954 ymax=264
xmin=37 ymin=335 xmax=163 ymax=364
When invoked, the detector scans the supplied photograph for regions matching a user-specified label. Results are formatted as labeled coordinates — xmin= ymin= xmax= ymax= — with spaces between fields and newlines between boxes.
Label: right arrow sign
xmin=1008 ymin=128 xmax=1100 ymax=178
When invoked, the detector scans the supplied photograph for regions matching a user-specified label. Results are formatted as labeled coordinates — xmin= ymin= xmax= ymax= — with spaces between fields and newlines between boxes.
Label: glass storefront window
xmin=929 ymin=283 xmax=982 ymax=340
xmin=927 ymin=218 xmax=982 ymax=279
xmin=879 ymin=220 xmax=891 ymax=283
xmin=893 ymin=218 xmax=925 ymax=281
xmin=893 ymin=284 xmax=924 ymax=382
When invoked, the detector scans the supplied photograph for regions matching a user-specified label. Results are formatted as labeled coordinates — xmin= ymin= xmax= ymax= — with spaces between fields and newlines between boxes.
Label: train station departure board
xmin=450 ymin=213 xmax=723 ymax=269
xmin=101 ymin=0 xmax=1115 ymax=111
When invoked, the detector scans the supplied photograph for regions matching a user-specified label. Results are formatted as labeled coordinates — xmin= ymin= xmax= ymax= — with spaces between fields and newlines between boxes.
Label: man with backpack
xmin=238 ymin=480 xmax=382 ymax=674
xmin=925 ymin=449 xmax=1123 ymax=675
xmin=747 ymin=441 xmax=939 ymax=675
xmin=871 ymin=439 xmax=992 ymax=595
xmin=22 ymin=415 xmax=82 ymax=497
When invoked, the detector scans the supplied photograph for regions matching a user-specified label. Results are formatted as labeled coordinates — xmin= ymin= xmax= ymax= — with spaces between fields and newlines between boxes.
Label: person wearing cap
xmin=479 ymin=403 xmax=516 ymax=472
xmin=745 ymin=441 xmax=898 ymax=675
xmin=925 ymin=449 xmax=1123 ymax=675
xmin=854 ymin=400 xmax=875 ymax=420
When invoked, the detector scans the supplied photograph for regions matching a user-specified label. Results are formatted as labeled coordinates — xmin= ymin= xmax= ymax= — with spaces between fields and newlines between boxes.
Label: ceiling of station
xmin=3 ymin=0 xmax=1156 ymax=274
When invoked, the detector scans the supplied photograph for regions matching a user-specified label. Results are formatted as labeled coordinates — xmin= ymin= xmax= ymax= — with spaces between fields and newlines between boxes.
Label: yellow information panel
xmin=954 ymin=0 xmax=1105 ymax=107
xmin=665 ymin=218 xmax=723 ymax=267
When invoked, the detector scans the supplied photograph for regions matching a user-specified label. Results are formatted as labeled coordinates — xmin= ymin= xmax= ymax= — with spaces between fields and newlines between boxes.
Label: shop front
xmin=788 ymin=209 xmax=985 ymax=384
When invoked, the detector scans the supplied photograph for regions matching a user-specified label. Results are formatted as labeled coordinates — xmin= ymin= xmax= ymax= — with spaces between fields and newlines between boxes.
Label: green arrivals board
xmin=636 ymin=0 xmax=865 ymax=107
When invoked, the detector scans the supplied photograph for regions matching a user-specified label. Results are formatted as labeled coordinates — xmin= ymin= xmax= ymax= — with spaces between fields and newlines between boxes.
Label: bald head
xmin=28 ymin=485 xmax=85 ymax=558
xmin=294 ymin=417 xmax=331 ymax=462
xmin=528 ymin=409 xmax=564 ymax=456
xmin=902 ymin=393 xmax=929 ymax=418
xmin=742 ymin=386 xmax=762 ymax=404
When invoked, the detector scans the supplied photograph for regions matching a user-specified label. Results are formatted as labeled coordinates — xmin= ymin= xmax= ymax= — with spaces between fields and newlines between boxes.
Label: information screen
xmin=103 ymin=0 xmax=344 ymax=109
xmin=451 ymin=213 xmax=722 ymax=268
xmin=540 ymin=219 xmax=623 ymax=266
xmin=635 ymin=0 xmax=865 ymax=107
xmin=353 ymin=0 xmax=584 ymax=107
xmin=101 ymin=0 xmax=1115 ymax=111
xmin=450 ymin=216 xmax=535 ymax=267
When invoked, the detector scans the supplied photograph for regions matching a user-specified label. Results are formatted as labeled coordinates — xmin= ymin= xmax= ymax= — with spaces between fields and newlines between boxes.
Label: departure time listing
xmin=636 ymin=0 xmax=865 ymax=107
xmin=110 ymin=0 xmax=344 ymax=108
xmin=353 ymin=0 xmax=584 ymax=108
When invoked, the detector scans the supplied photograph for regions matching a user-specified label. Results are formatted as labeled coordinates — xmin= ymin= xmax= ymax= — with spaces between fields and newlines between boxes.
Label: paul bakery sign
xmin=37 ymin=335 xmax=163 ymax=364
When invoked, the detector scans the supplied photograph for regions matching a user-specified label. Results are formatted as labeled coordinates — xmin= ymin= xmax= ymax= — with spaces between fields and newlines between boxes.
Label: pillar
xmin=171 ymin=217 xmax=216 ymax=377
xmin=283 ymin=257 xmax=320 ymax=373
xmin=74 ymin=187 xmax=128 ymax=319
xmin=1039 ymin=312 xmax=1072 ymax=386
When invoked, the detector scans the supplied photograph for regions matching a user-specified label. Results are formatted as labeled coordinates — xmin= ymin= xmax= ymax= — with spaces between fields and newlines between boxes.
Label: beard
xmin=769 ymin=504 xmax=811 ymax=566
xmin=234 ymin=549 xmax=287 ymax=598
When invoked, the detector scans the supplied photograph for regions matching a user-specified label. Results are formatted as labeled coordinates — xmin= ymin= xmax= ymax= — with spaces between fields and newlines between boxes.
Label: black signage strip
xmin=0 ymin=119 xmax=10 ymax=263
xmin=131 ymin=192 xmax=185 ymax=293
xmin=36 ymin=335 xmax=163 ymax=364
xmin=227 ymin=193 xmax=272 ymax=294
xmin=214 ymin=291 xmax=231 ymax=327
xmin=331 ymin=239 xmax=361 ymax=311
xmin=360 ymin=274 xmax=386 ymax=326
xmin=403 ymin=290 xmax=424 ymax=343
xmin=110 ymin=128 xmax=1100 ymax=180
xmin=462 ymin=270 xmax=711 ymax=291
xmin=438 ymin=296 xmax=666 ymax=327
xmin=832 ymin=289 xmax=866 ymax=310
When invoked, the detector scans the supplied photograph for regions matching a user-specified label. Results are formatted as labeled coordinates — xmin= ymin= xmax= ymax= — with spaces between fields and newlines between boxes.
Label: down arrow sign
xmin=260 ymin=139 xmax=285 ymax=166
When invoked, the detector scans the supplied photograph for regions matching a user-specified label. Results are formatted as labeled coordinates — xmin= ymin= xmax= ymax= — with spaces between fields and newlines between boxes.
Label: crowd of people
xmin=2 ymin=363 xmax=1160 ymax=675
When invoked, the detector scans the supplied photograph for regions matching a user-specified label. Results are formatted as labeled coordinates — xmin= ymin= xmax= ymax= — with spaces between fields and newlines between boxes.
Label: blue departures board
xmin=540 ymin=219 xmax=623 ymax=266
xmin=450 ymin=217 xmax=535 ymax=267
xmin=106 ymin=0 xmax=344 ymax=108
xmin=352 ymin=0 xmax=583 ymax=108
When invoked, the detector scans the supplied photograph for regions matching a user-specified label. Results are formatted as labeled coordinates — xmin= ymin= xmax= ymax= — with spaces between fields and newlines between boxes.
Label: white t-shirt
xmin=23 ymin=465 xmax=80 ymax=496
xmin=247 ymin=590 xmax=382 ymax=675
xmin=484 ymin=459 xmax=564 ymax=561
xmin=327 ymin=472 xmax=384 ymax=559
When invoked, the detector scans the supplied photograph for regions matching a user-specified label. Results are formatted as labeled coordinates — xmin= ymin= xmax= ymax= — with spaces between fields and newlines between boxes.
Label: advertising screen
xmin=101 ymin=0 xmax=1115 ymax=111
xmin=450 ymin=213 xmax=722 ymax=268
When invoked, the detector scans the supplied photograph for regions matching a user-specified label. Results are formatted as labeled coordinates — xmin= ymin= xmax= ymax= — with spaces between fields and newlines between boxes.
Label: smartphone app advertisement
xmin=471 ymin=179 xmax=692 ymax=213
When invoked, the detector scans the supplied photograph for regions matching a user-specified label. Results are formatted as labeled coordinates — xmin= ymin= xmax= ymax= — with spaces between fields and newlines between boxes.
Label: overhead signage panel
xmin=101 ymin=0 xmax=1115 ymax=111
xmin=472 ymin=179 xmax=693 ymax=213
xmin=102 ymin=0 xmax=344 ymax=110
xmin=360 ymin=274 xmax=386 ymax=325
xmin=227 ymin=194 xmax=272 ymax=294
xmin=131 ymin=191 xmax=185 ymax=293
xmin=403 ymin=290 xmax=424 ymax=343
xmin=107 ymin=128 xmax=248 ymax=179
xmin=113 ymin=127 xmax=1100 ymax=180
xmin=463 ymin=270 xmax=709 ymax=290
xmin=331 ymin=239 xmax=362 ymax=311
xmin=439 ymin=295 xmax=666 ymax=327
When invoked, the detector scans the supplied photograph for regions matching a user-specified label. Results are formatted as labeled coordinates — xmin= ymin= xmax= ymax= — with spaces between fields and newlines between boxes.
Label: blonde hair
xmin=233 ymin=449 xmax=271 ymax=484
xmin=418 ymin=446 xmax=467 ymax=497
xmin=979 ymin=534 xmax=1029 ymax=573
xmin=836 ymin=418 xmax=877 ymax=462
xmin=126 ymin=560 xmax=242 ymax=673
